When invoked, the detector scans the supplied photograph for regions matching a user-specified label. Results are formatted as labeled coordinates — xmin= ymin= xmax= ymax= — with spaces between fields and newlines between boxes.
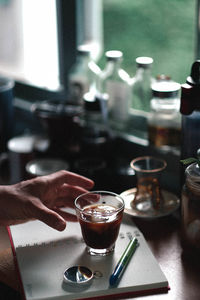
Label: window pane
xmin=0 ymin=0 xmax=59 ymax=90
xmin=102 ymin=0 xmax=196 ymax=84
xmin=22 ymin=0 xmax=59 ymax=89
xmin=0 ymin=0 xmax=23 ymax=76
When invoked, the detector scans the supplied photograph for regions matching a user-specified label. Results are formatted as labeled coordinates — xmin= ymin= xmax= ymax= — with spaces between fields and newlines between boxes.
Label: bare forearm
xmin=0 ymin=248 xmax=20 ymax=291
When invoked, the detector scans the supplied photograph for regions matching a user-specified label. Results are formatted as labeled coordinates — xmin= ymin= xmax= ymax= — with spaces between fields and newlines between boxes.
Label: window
xmin=97 ymin=0 xmax=197 ymax=142
xmin=0 ymin=0 xmax=197 ymax=97
xmin=0 ymin=0 xmax=198 ymax=119
xmin=101 ymin=0 xmax=197 ymax=84
xmin=0 ymin=0 xmax=103 ymax=100
xmin=0 ymin=0 xmax=59 ymax=90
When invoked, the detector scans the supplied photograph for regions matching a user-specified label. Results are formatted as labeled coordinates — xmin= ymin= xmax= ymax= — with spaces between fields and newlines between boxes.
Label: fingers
xmin=57 ymin=184 xmax=91 ymax=198
xmin=53 ymin=208 xmax=77 ymax=222
xmin=53 ymin=185 xmax=100 ymax=208
xmin=10 ymin=170 xmax=95 ymax=231
xmin=35 ymin=204 xmax=67 ymax=231
xmin=44 ymin=170 xmax=94 ymax=190
xmin=55 ymin=184 xmax=94 ymax=205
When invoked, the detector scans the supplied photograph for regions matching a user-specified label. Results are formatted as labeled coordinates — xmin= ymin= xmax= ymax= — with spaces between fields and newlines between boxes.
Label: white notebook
xmin=8 ymin=215 xmax=169 ymax=300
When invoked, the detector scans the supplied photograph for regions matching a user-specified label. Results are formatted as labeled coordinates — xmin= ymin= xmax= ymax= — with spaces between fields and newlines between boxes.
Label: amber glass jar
xmin=181 ymin=162 xmax=200 ymax=255
xmin=148 ymin=79 xmax=181 ymax=150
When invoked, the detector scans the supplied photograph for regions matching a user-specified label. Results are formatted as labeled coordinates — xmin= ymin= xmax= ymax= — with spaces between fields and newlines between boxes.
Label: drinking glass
xmin=75 ymin=191 xmax=124 ymax=256
xmin=130 ymin=156 xmax=167 ymax=215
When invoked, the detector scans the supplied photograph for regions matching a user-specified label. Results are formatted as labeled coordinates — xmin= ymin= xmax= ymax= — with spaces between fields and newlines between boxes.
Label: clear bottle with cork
xmin=130 ymin=56 xmax=154 ymax=112
xmin=101 ymin=50 xmax=131 ymax=130
xmin=148 ymin=77 xmax=181 ymax=150
xmin=68 ymin=44 xmax=101 ymax=105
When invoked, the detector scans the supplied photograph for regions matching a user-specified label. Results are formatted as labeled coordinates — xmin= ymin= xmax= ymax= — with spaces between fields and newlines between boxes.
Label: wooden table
xmin=132 ymin=212 xmax=200 ymax=300
xmin=1 ymin=212 xmax=200 ymax=300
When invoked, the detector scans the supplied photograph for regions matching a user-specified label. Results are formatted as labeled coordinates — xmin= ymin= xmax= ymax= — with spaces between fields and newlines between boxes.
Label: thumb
xmin=35 ymin=205 xmax=67 ymax=231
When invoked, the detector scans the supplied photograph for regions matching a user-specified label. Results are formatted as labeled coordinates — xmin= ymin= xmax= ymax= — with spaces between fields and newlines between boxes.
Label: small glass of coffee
xmin=75 ymin=191 xmax=124 ymax=256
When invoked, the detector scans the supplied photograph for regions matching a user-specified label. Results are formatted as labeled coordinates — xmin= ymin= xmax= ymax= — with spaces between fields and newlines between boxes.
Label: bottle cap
xmin=186 ymin=60 xmax=200 ymax=86
xmin=180 ymin=60 xmax=200 ymax=115
xmin=152 ymin=80 xmax=180 ymax=98
xmin=83 ymin=92 xmax=101 ymax=112
xmin=105 ymin=50 xmax=123 ymax=61
xmin=136 ymin=57 xmax=153 ymax=68
xmin=77 ymin=44 xmax=91 ymax=55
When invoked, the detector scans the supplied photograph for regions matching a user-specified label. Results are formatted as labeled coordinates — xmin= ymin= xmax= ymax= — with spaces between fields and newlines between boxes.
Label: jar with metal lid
xmin=181 ymin=162 xmax=200 ymax=255
xmin=148 ymin=79 xmax=181 ymax=150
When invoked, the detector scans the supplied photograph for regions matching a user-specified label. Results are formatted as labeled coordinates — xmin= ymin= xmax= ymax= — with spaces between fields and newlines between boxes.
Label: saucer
xmin=120 ymin=188 xmax=180 ymax=219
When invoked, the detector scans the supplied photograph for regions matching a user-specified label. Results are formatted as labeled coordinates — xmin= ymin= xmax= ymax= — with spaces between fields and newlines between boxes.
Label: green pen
xmin=109 ymin=237 xmax=139 ymax=286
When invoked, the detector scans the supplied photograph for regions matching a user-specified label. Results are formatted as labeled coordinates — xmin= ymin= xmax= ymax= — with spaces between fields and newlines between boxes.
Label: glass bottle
xmin=82 ymin=92 xmax=103 ymax=126
xmin=101 ymin=50 xmax=131 ymax=130
xmin=80 ymin=91 xmax=111 ymax=156
xmin=148 ymin=79 xmax=181 ymax=150
xmin=68 ymin=44 xmax=101 ymax=105
xmin=130 ymin=57 xmax=154 ymax=112
xmin=181 ymin=161 xmax=200 ymax=256
xmin=180 ymin=60 xmax=200 ymax=159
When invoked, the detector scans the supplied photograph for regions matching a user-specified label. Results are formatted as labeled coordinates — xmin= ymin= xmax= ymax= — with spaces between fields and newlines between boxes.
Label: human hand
xmin=0 ymin=170 xmax=94 ymax=231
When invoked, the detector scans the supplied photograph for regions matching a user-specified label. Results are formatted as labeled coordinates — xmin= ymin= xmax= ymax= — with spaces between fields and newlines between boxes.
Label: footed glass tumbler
xmin=130 ymin=156 xmax=167 ymax=215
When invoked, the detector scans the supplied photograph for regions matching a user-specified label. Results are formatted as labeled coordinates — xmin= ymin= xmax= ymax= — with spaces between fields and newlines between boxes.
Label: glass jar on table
xmin=148 ymin=79 xmax=181 ymax=150
xmin=181 ymin=161 xmax=200 ymax=256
